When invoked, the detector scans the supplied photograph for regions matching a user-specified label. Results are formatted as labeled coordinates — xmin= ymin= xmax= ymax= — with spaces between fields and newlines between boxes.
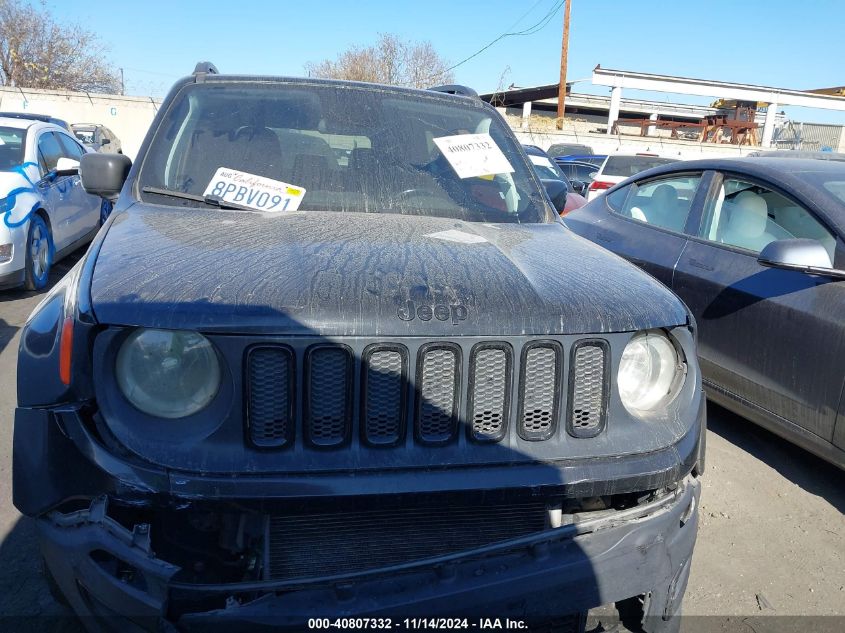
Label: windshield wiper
xmin=141 ymin=186 xmax=257 ymax=212
xmin=141 ymin=186 xmax=205 ymax=203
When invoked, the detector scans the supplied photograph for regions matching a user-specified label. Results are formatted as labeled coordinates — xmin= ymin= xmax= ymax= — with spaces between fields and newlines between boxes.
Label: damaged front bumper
xmin=16 ymin=404 xmax=704 ymax=632
xmin=37 ymin=478 xmax=700 ymax=633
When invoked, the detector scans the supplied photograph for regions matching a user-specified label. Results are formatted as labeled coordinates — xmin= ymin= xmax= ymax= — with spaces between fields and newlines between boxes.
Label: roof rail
xmin=193 ymin=61 xmax=219 ymax=76
xmin=428 ymin=84 xmax=479 ymax=98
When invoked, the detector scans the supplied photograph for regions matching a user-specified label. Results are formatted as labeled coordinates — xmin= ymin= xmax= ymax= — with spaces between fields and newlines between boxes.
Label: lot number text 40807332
xmin=308 ymin=618 xmax=528 ymax=630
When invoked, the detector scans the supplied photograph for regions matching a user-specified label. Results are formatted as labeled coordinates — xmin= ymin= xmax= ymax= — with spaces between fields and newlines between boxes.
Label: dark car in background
xmin=522 ymin=144 xmax=587 ymax=213
xmin=14 ymin=65 xmax=704 ymax=631
xmin=557 ymin=160 xmax=601 ymax=189
xmin=749 ymin=150 xmax=845 ymax=162
xmin=71 ymin=123 xmax=123 ymax=154
xmin=565 ymin=157 xmax=845 ymax=469
xmin=546 ymin=142 xmax=593 ymax=159
xmin=555 ymin=154 xmax=607 ymax=166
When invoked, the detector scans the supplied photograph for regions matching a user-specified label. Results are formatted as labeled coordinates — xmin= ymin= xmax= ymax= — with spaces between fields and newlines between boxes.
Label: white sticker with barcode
xmin=432 ymin=133 xmax=514 ymax=179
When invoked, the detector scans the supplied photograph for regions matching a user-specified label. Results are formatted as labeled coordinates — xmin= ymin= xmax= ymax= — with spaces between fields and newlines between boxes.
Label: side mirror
xmin=570 ymin=179 xmax=587 ymax=196
xmin=54 ymin=157 xmax=80 ymax=177
xmin=80 ymin=152 xmax=132 ymax=200
xmin=101 ymin=138 xmax=111 ymax=146
xmin=757 ymin=238 xmax=845 ymax=278
xmin=541 ymin=178 xmax=569 ymax=215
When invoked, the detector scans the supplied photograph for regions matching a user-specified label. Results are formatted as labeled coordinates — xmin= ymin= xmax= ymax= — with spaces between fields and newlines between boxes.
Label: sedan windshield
xmin=602 ymin=156 xmax=677 ymax=178
xmin=74 ymin=129 xmax=96 ymax=144
xmin=0 ymin=127 xmax=25 ymax=170
xmin=138 ymin=81 xmax=552 ymax=223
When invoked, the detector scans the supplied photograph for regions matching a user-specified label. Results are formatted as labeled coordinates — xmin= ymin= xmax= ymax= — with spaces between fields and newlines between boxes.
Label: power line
xmin=503 ymin=0 xmax=547 ymax=33
xmin=430 ymin=0 xmax=566 ymax=82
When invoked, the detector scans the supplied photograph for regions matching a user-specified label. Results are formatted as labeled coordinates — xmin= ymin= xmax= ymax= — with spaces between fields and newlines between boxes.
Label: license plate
xmin=203 ymin=167 xmax=306 ymax=212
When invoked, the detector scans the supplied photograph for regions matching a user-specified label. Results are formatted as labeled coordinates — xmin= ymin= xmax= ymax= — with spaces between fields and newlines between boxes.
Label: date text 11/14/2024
xmin=308 ymin=619 xmax=529 ymax=630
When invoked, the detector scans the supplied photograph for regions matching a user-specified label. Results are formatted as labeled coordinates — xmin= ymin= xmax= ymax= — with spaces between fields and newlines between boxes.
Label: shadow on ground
xmin=0 ymin=517 xmax=83 ymax=630
xmin=707 ymin=402 xmax=845 ymax=513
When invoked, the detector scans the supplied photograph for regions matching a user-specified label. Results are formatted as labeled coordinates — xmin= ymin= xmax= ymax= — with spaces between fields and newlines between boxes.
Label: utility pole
xmin=119 ymin=68 xmax=125 ymax=96
xmin=556 ymin=0 xmax=571 ymax=130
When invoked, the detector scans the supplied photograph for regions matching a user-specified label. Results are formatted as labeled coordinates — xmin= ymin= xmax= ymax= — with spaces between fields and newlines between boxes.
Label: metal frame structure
xmin=592 ymin=66 xmax=845 ymax=147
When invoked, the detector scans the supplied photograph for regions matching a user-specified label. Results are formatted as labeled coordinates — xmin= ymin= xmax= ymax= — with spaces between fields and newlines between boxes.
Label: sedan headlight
xmin=116 ymin=329 xmax=221 ymax=418
xmin=617 ymin=330 xmax=685 ymax=415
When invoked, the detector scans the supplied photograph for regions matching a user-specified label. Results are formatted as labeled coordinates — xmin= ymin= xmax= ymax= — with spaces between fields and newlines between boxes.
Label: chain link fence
xmin=772 ymin=121 xmax=845 ymax=152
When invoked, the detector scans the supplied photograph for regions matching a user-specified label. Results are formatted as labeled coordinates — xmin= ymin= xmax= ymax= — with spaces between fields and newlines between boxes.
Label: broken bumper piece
xmin=37 ymin=476 xmax=699 ymax=633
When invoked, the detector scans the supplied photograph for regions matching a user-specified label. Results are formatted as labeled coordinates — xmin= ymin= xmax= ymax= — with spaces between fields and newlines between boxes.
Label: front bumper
xmin=38 ymin=477 xmax=699 ymax=632
xmin=15 ymin=402 xmax=705 ymax=632
xmin=0 ymin=222 xmax=26 ymax=289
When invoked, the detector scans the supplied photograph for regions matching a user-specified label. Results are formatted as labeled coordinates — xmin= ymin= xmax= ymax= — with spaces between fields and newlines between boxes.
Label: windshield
xmin=821 ymin=179 xmax=845 ymax=205
xmin=0 ymin=127 xmax=25 ymax=170
xmin=138 ymin=81 xmax=552 ymax=223
xmin=602 ymin=156 xmax=677 ymax=177
xmin=526 ymin=152 xmax=568 ymax=182
xmin=74 ymin=129 xmax=96 ymax=144
xmin=547 ymin=144 xmax=591 ymax=157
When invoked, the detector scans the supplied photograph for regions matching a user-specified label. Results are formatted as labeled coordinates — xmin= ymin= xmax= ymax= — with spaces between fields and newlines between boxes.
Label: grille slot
xmin=305 ymin=346 xmax=352 ymax=447
xmin=468 ymin=345 xmax=511 ymax=442
xmin=362 ymin=346 xmax=407 ymax=446
xmin=267 ymin=500 xmax=548 ymax=580
xmin=518 ymin=342 xmax=562 ymax=440
xmin=568 ymin=341 xmax=609 ymax=438
xmin=416 ymin=345 xmax=460 ymax=444
xmin=246 ymin=346 xmax=294 ymax=448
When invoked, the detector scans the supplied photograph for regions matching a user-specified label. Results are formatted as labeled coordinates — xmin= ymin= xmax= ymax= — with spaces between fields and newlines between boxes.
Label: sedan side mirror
xmin=570 ymin=179 xmax=587 ymax=196
xmin=758 ymin=238 xmax=845 ymax=279
xmin=80 ymin=152 xmax=132 ymax=200
xmin=101 ymin=138 xmax=111 ymax=146
xmin=54 ymin=156 xmax=80 ymax=177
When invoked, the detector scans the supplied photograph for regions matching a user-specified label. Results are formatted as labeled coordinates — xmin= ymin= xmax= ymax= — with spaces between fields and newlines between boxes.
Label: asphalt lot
xmin=0 ymin=248 xmax=842 ymax=631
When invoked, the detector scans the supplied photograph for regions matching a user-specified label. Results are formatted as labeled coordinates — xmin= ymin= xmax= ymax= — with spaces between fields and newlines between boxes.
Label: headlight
xmin=116 ymin=329 xmax=221 ymax=418
xmin=617 ymin=330 xmax=685 ymax=415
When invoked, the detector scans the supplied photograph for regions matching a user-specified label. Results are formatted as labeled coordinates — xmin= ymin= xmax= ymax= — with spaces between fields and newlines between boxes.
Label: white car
xmin=0 ymin=116 xmax=109 ymax=290
xmin=585 ymin=154 xmax=678 ymax=201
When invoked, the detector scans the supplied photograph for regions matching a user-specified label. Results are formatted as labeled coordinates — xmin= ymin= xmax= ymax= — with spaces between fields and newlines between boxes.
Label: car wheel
xmin=99 ymin=198 xmax=113 ymax=226
xmin=24 ymin=214 xmax=53 ymax=291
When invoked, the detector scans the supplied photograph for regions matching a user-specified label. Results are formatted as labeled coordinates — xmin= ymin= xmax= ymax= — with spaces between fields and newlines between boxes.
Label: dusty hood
xmin=90 ymin=205 xmax=688 ymax=336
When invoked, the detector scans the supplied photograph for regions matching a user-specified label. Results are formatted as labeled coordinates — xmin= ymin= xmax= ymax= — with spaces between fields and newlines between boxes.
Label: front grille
xmin=246 ymin=346 xmax=293 ymax=448
xmin=362 ymin=346 xmax=406 ymax=446
xmin=266 ymin=500 xmax=548 ymax=580
xmin=244 ymin=336 xmax=612 ymax=454
xmin=305 ymin=346 xmax=352 ymax=447
xmin=519 ymin=342 xmax=562 ymax=440
xmin=468 ymin=344 xmax=511 ymax=442
xmin=568 ymin=341 xmax=608 ymax=438
xmin=416 ymin=345 xmax=460 ymax=444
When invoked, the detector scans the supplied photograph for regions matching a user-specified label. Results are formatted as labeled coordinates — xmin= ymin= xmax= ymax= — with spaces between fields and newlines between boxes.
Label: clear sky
xmin=44 ymin=0 xmax=845 ymax=124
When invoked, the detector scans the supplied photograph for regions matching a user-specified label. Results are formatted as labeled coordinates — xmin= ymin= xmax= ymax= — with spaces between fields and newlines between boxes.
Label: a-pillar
xmin=761 ymin=102 xmax=778 ymax=147
xmin=607 ymin=86 xmax=622 ymax=134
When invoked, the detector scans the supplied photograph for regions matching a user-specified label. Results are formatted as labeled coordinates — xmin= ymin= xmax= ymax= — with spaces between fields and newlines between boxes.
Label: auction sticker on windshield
xmin=203 ymin=167 xmax=306 ymax=212
xmin=433 ymin=133 xmax=514 ymax=179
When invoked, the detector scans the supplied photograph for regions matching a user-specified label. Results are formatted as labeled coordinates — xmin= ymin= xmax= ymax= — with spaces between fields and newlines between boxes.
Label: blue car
xmin=554 ymin=154 xmax=607 ymax=166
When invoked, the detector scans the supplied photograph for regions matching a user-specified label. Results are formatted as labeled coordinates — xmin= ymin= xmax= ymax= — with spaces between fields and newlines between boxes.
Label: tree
xmin=305 ymin=33 xmax=454 ymax=89
xmin=0 ymin=0 xmax=120 ymax=93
